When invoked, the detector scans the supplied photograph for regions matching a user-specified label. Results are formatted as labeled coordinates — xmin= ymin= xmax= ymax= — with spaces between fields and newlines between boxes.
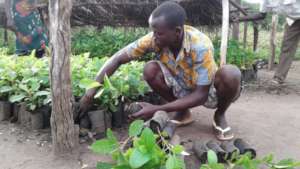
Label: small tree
xmin=48 ymin=0 xmax=78 ymax=155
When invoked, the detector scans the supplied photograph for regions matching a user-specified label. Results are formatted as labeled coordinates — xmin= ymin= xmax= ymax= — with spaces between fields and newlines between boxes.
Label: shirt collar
xmin=176 ymin=25 xmax=191 ymax=61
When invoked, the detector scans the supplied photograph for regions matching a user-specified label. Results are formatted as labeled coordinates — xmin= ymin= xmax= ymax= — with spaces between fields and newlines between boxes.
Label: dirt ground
xmin=0 ymin=61 xmax=299 ymax=169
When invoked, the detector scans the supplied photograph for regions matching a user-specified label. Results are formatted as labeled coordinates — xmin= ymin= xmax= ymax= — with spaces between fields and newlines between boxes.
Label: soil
xmin=0 ymin=61 xmax=299 ymax=169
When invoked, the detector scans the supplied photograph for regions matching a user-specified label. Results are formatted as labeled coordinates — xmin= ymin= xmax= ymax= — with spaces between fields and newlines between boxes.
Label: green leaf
xmin=35 ymin=91 xmax=50 ymax=96
xmin=129 ymin=120 xmax=144 ymax=137
xmin=262 ymin=154 xmax=274 ymax=163
xmin=96 ymin=162 xmax=113 ymax=169
xmin=0 ymin=86 xmax=13 ymax=93
xmin=9 ymin=94 xmax=26 ymax=103
xmin=91 ymin=139 xmax=118 ymax=155
xmin=29 ymin=104 xmax=36 ymax=111
xmin=106 ymin=129 xmax=118 ymax=144
xmin=207 ymin=150 xmax=218 ymax=164
xmin=274 ymin=159 xmax=300 ymax=169
xmin=140 ymin=128 xmax=155 ymax=150
xmin=166 ymin=155 xmax=185 ymax=169
xmin=94 ymin=89 xmax=104 ymax=98
xmin=172 ymin=145 xmax=184 ymax=155
xmin=129 ymin=148 xmax=150 ymax=168
xmin=79 ymin=79 xmax=101 ymax=89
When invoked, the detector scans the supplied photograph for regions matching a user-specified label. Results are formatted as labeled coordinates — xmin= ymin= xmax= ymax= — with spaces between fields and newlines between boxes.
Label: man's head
xmin=149 ymin=1 xmax=187 ymax=48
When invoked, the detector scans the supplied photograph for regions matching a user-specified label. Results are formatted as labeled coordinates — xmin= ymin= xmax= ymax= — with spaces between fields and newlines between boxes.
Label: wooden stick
xmin=243 ymin=22 xmax=248 ymax=48
xmin=220 ymin=0 xmax=230 ymax=66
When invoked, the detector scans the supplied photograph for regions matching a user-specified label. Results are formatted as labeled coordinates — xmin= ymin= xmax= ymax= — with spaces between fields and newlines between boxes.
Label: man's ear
xmin=175 ymin=26 xmax=183 ymax=37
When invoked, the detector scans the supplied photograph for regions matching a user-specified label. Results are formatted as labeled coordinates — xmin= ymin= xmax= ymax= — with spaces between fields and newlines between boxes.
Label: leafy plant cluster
xmin=71 ymin=27 xmax=149 ymax=58
xmin=202 ymin=150 xmax=300 ymax=169
xmin=213 ymin=38 xmax=255 ymax=69
xmin=92 ymin=120 xmax=186 ymax=169
xmin=92 ymin=121 xmax=300 ymax=169
xmin=0 ymin=52 xmax=150 ymax=111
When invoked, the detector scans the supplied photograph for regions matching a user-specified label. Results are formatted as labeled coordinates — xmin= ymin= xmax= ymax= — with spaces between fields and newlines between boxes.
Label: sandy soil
xmin=0 ymin=61 xmax=299 ymax=169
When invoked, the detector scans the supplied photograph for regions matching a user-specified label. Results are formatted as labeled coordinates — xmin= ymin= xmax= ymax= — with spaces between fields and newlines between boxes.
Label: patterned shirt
xmin=125 ymin=25 xmax=218 ymax=90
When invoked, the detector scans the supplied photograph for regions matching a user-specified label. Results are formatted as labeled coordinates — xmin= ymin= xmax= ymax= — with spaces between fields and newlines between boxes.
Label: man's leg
xmin=143 ymin=61 xmax=191 ymax=121
xmin=213 ymin=65 xmax=241 ymax=129
xmin=274 ymin=20 xmax=300 ymax=83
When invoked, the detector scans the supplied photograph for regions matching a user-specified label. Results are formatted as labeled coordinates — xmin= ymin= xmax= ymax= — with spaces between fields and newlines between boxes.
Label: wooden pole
xmin=3 ymin=14 xmax=8 ymax=46
xmin=49 ymin=0 xmax=79 ymax=156
xmin=269 ymin=14 xmax=278 ymax=70
xmin=243 ymin=22 xmax=248 ymax=48
xmin=253 ymin=23 xmax=259 ymax=51
xmin=232 ymin=0 xmax=241 ymax=41
xmin=220 ymin=0 xmax=230 ymax=66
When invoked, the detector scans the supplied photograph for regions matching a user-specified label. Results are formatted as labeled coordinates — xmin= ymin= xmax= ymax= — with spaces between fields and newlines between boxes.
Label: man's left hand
xmin=129 ymin=102 xmax=160 ymax=120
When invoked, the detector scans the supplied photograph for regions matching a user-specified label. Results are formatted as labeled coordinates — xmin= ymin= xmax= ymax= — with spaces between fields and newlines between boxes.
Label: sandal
xmin=213 ymin=121 xmax=234 ymax=141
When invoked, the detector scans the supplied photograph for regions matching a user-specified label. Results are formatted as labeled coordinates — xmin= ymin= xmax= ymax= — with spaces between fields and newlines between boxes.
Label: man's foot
xmin=213 ymin=115 xmax=234 ymax=141
xmin=171 ymin=110 xmax=194 ymax=127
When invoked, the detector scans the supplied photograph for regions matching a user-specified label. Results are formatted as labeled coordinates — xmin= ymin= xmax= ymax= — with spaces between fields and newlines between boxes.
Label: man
xmin=80 ymin=1 xmax=241 ymax=141
xmin=237 ymin=0 xmax=300 ymax=84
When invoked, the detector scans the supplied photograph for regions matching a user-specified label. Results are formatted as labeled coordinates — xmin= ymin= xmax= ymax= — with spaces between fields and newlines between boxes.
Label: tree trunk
xmin=220 ymin=0 xmax=230 ymax=66
xmin=269 ymin=14 xmax=278 ymax=70
xmin=49 ymin=0 xmax=78 ymax=156
xmin=232 ymin=0 xmax=240 ymax=40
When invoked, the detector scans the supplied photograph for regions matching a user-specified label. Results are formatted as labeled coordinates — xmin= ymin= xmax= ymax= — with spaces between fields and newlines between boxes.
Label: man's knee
xmin=215 ymin=65 xmax=241 ymax=95
xmin=143 ymin=61 xmax=161 ymax=82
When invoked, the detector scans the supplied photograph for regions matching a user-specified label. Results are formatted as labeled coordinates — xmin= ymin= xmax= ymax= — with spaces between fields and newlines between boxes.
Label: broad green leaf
xmin=91 ymin=139 xmax=118 ymax=155
xmin=172 ymin=145 xmax=184 ymax=155
xmin=0 ymin=86 xmax=13 ymax=93
xmin=207 ymin=150 xmax=218 ymax=164
xmin=19 ymin=84 xmax=29 ymax=93
xmin=79 ymin=79 xmax=101 ymax=89
xmin=166 ymin=155 xmax=185 ymax=169
xmin=9 ymin=94 xmax=26 ymax=103
xmin=106 ymin=129 xmax=118 ymax=144
xmin=94 ymin=89 xmax=104 ymax=98
xmin=96 ymin=162 xmax=113 ymax=169
xmin=141 ymin=128 xmax=155 ymax=150
xmin=129 ymin=120 xmax=144 ymax=137
xmin=129 ymin=148 xmax=150 ymax=168
xmin=35 ymin=91 xmax=50 ymax=96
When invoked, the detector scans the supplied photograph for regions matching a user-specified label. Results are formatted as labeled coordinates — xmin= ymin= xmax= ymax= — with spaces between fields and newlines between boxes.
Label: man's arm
xmin=79 ymin=50 xmax=132 ymax=111
xmin=236 ymin=13 xmax=267 ymax=22
xmin=131 ymin=85 xmax=210 ymax=119
xmin=159 ymin=85 xmax=210 ymax=112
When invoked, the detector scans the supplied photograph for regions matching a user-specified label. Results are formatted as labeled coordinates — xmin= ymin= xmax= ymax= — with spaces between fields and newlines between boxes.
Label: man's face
xmin=149 ymin=15 xmax=178 ymax=48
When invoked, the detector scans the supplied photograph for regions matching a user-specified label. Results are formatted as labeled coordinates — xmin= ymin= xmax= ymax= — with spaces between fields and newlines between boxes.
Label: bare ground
xmin=0 ymin=61 xmax=299 ymax=169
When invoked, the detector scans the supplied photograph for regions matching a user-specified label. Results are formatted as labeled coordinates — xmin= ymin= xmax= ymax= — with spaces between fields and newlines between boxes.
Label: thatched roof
xmin=71 ymin=0 xmax=223 ymax=27
xmin=0 ymin=0 xmax=229 ymax=28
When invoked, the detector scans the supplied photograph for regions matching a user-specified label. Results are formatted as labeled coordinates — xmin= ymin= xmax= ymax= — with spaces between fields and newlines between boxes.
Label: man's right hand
xmin=79 ymin=88 xmax=97 ymax=117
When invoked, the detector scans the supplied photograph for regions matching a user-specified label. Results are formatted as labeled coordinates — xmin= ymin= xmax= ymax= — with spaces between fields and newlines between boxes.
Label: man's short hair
xmin=151 ymin=1 xmax=187 ymax=28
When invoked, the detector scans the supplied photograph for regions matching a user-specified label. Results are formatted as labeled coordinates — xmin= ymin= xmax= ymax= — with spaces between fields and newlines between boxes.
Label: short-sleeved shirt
xmin=260 ymin=0 xmax=300 ymax=20
xmin=125 ymin=25 xmax=218 ymax=90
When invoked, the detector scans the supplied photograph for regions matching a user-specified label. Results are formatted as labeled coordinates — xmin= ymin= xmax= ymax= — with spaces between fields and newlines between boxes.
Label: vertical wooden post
xmin=253 ymin=23 xmax=259 ymax=51
xmin=3 ymin=14 xmax=8 ymax=46
xmin=269 ymin=14 xmax=278 ymax=70
xmin=243 ymin=22 xmax=248 ymax=48
xmin=232 ymin=0 xmax=241 ymax=41
xmin=49 ymin=0 xmax=78 ymax=156
xmin=220 ymin=0 xmax=230 ymax=66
